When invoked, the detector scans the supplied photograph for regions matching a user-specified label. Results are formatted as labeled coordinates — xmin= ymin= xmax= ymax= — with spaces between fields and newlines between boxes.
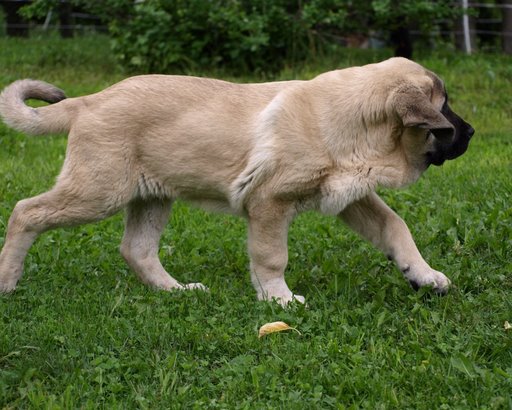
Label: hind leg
xmin=0 ymin=183 xmax=126 ymax=292
xmin=0 ymin=207 xmax=38 ymax=292
xmin=120 ymin=198 xmax=207 ymax=291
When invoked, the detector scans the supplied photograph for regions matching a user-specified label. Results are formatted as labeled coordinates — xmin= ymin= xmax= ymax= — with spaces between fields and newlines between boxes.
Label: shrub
xmin=22 ymin=0 xmax=459 ymax=74
xmin=107 ymin=0 xmax=329 ymax=74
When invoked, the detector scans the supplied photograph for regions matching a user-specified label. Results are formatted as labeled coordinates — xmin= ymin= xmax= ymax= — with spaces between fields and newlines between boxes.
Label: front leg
xmin=339 ymin=192 xmax=450 ymax=293
xmin=247 ymin=200 xmax=304 ymax=306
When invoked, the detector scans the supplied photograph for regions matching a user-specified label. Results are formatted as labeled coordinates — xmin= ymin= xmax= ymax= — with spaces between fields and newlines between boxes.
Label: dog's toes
xmin=183 ymin=282 xmax=209 ymax=292
xmin=406 ymin=268 xmax=451 ymax=295
xmin=432 ymin=278 xmax=451 ymax=295
xmin=431 ymin=272 xmax=451 ymax=294
xmin=293 ymin=294 xmax=306 ymax=304
xmin=433 ymin=286 xmax=449 ymax=295
xmin=0 ymin=278 xmax=17 ymax=293
xmin=274 ymin=294 xmax=306 ymax=308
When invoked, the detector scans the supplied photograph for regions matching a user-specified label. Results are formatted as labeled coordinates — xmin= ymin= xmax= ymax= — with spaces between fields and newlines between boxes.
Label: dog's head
xmin=386 ymin=58 xmax=474 ymax=167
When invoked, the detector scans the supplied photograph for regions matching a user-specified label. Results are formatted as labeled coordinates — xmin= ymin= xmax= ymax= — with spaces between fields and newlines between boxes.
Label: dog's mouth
xmin=426 ymin=151 xmax=446 ymax=166
xmin=426 ymin=123 xmax=474 ymax=167
xmin=426 ymin=139 xmax=471 ymax=167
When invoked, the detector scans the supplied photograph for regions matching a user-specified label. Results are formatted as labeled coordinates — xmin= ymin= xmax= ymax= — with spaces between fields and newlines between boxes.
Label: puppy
xmin=0 ymin=57 xmax=474 ymax=305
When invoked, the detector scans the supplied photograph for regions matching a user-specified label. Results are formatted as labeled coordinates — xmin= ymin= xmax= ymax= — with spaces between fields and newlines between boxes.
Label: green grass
xmin=0 ymin=35 xmax=511 ymax=409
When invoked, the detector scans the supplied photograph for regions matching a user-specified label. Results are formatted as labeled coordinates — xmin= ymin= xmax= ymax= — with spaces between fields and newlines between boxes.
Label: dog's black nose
xmin=468 ymin=126 xmax=475 ymax=138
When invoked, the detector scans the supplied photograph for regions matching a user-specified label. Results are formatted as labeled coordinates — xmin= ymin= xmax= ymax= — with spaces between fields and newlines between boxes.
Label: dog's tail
xmin=0 ymin=79 xmax=72 ymax=135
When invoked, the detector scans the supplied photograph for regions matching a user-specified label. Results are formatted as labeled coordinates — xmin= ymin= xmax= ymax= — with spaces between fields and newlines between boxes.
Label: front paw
xmin=402 ymin=265 xmax=451 ymax=294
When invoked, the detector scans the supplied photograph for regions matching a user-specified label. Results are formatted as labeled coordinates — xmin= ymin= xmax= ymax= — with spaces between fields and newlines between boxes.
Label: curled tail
xmin=0 ymin=79 xmax=71 ymax=135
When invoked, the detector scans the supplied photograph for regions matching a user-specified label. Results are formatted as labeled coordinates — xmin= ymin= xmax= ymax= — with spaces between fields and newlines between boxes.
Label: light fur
xmin=0 ymin=57 xmax=473 ymax=305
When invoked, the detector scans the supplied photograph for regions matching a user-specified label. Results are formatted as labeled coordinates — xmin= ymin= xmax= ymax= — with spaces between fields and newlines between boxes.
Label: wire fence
xmin=0 ymin=1 xmax=511 ymax=54
xmin=464 ymin=1 xmax=512 ymax=53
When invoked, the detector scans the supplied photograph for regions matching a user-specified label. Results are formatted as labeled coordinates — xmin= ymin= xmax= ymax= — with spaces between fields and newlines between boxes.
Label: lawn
xmin=0 ymin=35 xmax=511 ymax=409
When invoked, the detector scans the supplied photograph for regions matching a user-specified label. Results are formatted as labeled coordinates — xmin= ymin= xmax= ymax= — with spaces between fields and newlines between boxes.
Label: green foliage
xmin=21 ymin=0 xmax=459 ymax=73
xmin=372 ymin=0 xmax=458 ymax=29
xmin=0 ymin=35 xmax=511 ymax=408
xmin=107 ymin=0 xmax=316 ymax=73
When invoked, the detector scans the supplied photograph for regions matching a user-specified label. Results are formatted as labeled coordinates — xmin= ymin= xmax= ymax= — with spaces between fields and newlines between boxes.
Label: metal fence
xmin=0 ymin=1 xmax=511 ymax=54
xmin=461 ymin=1 xmax=512 ymax=53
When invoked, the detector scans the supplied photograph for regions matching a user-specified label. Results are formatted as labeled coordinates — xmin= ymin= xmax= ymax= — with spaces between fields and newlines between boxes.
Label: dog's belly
xmin=136 ymin=168 xmax=244 ymax=215
xmin=186 ymin=198 xmax=239 ymax=215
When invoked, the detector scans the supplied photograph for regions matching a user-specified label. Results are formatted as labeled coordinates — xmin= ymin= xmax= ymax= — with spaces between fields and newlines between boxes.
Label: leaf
xmin=450 ymin=354 xmax=478 ymax=378
xmin=504 ymin=321 xmax=512 ymax=331
xmin=258 ymin=321 xmax=300 ymax=338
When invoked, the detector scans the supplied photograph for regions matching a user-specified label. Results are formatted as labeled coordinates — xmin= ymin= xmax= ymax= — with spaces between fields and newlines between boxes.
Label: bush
xmin=108 ymin=0 xmax=332 ymax=74
xmin=22 ymin=0 xmax=459 ymax=74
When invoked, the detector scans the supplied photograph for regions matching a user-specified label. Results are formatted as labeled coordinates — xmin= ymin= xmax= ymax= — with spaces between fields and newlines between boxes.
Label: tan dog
xmin=0 ymin=57 xmax=474 ymax=305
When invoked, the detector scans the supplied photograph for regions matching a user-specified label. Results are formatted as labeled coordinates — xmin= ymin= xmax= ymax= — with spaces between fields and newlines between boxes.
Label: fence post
xmin=1 ymin=0 xmax=29 ymax=37
xmin=462 ymin=0 xmax=472 ymax=54
xmin=504 ymin=0 xmax=512 ymax=54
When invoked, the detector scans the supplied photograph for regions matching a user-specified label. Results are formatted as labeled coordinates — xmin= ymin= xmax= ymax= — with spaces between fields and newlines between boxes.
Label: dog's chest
xmin=307 ymin=160 xmax=416 ymax=215
xmin=314 ymin=170 xmax=376 ymax=215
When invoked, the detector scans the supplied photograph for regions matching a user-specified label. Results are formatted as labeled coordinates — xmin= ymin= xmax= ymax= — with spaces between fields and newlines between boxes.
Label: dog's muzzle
xmin=427 ymin=124 xmax=474 ymax=167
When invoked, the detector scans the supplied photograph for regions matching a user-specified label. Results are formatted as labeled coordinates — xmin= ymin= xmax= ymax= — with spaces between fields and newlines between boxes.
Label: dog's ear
xmin=394 ymin=85 xmax=454 ymax=142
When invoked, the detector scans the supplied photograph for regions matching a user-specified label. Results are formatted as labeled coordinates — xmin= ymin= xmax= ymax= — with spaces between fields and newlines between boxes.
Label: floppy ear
xmin=394 ymin=85 xmax=454 ymax=142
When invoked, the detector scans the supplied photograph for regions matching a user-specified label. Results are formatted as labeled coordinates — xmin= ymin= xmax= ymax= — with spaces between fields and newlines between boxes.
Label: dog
xmin=0 ymin=57 xmax=474 ymax=305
